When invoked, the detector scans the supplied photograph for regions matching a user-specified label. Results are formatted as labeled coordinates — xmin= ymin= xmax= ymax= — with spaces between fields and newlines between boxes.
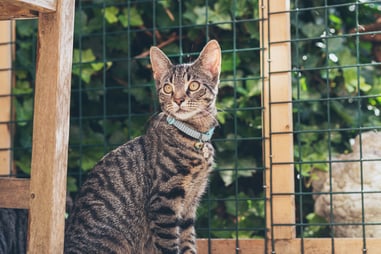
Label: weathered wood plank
xmin=0 ymin=178 xmax=30 ymax=209
xmin=0 ymin=20 xmax=13 ymax=175
xmin=260 ymin=0 xmax=295 ymax=244
xmin=197 ymin=238 xmax=381 ymax=254
xmin=197 ymin=239 xmax=265 ymax=254
xmin=0 ymin=3 xmax=36 ymax=20
xmin=27 ymin=0 xmax=75 ymax=252
xmin=275 ymin=238 xmax=381 ymax=254
xmin=3 ymin=0 xmax=56 ymax=13
xmin=0 ymin=0 xmax=56 ymax=20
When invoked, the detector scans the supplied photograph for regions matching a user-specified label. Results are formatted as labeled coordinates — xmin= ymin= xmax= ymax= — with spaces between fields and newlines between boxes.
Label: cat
xmin=64 ymin=40 xmax=221 ymax=254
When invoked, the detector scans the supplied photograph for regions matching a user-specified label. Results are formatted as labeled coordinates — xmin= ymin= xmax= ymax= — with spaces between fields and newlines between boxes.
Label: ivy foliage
xmin=12 ymin=0 xmax=381 ymax=239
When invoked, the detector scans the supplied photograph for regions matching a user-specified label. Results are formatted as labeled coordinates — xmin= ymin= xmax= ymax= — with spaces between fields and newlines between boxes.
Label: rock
xmin=312 ymin=131 xmax=381 ymax=237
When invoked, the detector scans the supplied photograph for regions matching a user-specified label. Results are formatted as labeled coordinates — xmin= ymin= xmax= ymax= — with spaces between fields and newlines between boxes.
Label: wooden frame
xmin=0 ymin=178 xmax=29 ymax=208
xmin=0 ymin=0 xmax=75 ymax=253
xmin=0 ymin=0 xmax=377 ymax=253
xmin=200 ymin=0 xmax=380 ymax=253
xmin=0 ymin=20 xmax=14 ymax=176
xmin=0 ymin=0 xmax=56 ymax=20
xmin=28 ymin=0 xmax=75 ymax=252
xmin=198 ymin=0 xmax=294 ymax=252
xmin=257 ymin=1 xmax=381 ymax=254
xmin=197 ymin=238 xmax=381 ymax=254
xmin=261 ymin=0 xmax=295 ymax=242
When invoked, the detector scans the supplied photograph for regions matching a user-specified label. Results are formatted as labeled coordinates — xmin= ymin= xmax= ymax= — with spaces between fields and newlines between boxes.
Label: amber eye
xmin=188 ymin=81 xmax=200 ymax=91
xmin=163 ymin=84 xmax=173 ymax=94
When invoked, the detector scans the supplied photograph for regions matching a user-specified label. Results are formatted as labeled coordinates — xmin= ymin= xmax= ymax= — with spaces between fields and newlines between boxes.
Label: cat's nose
xmin=174 ymin=97 xmax=185 ymax=106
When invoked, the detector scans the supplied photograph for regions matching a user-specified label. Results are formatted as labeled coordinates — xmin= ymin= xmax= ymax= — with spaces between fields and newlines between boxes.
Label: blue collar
xmin=166 ymin=116 xmax=214 ymax=142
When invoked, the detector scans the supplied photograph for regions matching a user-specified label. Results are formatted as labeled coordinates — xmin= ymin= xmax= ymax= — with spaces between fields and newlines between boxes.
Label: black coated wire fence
xmin=69 ymin=0 xmax=265 ymax=241
xmin=1 ymin=0 xmax=381 ymax=253
xmin=285 ymin=0 xmax=381 ymax=253
xmin=291 ymin=0 xmax=381 ymax=234
xmin=4 ymin=0 xmax=266 ymax=246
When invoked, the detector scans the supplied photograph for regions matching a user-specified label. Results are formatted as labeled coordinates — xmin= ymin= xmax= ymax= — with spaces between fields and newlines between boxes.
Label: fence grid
xmin=268 ymin=0 xmax=381 ymax=253
xmin=1 ymin=0 xmax=381 ymax=253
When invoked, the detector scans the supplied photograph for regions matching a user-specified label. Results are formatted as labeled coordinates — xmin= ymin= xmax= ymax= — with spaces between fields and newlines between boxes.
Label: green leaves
xmin=197 ymin=192 xmax=265 ymax=238
xmin=301 ymin=23 xmax=325 ymax=38
xmin=73 ymin=48 xmax=96 ymax=63
xmin=104 ymin=6 xmax=119 ymax=24
xmin=103 ymin=7 xmax=143 ymax=27
xmin=119 ymin=8 xmax=144 ymax=27
xmin=184 ymin=3 xmax=232 ymax=30
xmin=303 ymin=213 xmax=329 ymax=237
xmin=72 ymin=49 xmax=112 ymax=84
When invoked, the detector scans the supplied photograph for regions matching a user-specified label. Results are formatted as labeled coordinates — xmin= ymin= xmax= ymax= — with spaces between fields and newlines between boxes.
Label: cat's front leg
xmin=179 ymin=217 xmax=197 ymax=254
xmin=148 ymin=195 xmax=182 ymax=254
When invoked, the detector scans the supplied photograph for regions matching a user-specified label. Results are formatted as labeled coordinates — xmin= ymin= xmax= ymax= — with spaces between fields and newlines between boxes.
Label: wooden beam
xmin=260 ymin=0 xmax=295 ymax=246
xmin=275 ymin=238 xmax=381 ymax=254
xmin=197 ymin=238 xmax=381 ymax=254
xmin=3 ymin=0 xmax=56 ymax=13
xmin=197 ymin=239 xmax=265 ymax=254
xmin=0 ymin=0 xmax=57 ymax=20
xmin=0 ymin=2 xmax=36 ymax=20
xmin=0 ymin=178 xmax=30 ymax=209
xmin=0 ymin=20 xmax=13 ymax=176
xmin=27 ymin=0 xmax=75 ymax=252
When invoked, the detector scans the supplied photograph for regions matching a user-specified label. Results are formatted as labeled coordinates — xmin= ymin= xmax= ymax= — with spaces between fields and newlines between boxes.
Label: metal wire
xmin=5 ymin=0 xmax=381 ymax=253
xmin=290 ymin=0 xmax=381 ymax=253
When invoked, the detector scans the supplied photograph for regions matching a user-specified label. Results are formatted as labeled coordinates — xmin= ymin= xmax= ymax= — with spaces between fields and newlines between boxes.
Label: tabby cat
xmin=64 ymin=40 xmax=221 ymax=254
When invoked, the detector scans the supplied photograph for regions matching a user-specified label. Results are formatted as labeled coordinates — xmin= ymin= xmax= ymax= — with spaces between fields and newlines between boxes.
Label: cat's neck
xmin=165 ymin=110 xmax=217 ymax=134
xmin=151 ymin=112 xmax=217 ymax=140
xmin=186 ymin=116 xmax=218 ymax=133
xmin=166 ymin=116 xmax=214 ymax=142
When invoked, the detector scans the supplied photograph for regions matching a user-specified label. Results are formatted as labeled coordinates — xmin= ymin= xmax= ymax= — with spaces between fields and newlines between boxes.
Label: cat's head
xmin=150 ymin=40 xmax=221 ymax=131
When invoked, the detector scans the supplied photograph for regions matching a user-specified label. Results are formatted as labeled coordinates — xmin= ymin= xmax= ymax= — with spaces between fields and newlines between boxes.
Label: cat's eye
xmin=188 ymin=81 xmax=200 ymax=91
xmin=163 ymin=84 xmax=173 ymax=94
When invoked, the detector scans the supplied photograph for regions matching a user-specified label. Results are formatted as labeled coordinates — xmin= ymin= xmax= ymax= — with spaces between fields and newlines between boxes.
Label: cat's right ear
xmin=150 ymin=46 xmax=173 ymax=81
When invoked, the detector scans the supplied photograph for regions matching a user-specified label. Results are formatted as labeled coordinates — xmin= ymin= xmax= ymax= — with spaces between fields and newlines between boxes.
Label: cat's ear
xmin=194 ymin=40 xmax=221 ymax=81
xmin=150 ymin=46 xmax=173 ymax=80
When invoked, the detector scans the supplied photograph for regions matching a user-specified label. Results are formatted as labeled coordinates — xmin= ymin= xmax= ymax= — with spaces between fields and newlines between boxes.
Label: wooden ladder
xmin=0 ymin=0 xmax=74 ymax=253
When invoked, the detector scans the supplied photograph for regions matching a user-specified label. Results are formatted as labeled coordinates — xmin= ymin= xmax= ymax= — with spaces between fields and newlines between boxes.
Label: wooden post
xmin=27 ymin=0 xmax=75 ymax=252
xmin=260 ymin=0 xmax=295 ymax=249
xmin=0 ymin=178 xmax=30 ymax=208
xmin=0 ymin=20 xmax=14 ymax=176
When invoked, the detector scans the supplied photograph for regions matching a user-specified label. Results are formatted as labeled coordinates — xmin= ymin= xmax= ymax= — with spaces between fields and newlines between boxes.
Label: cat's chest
xmin=181 ymin=142 xmax=213 ymax=194
xmin=185 ymin=142 xmax=214 ymax=172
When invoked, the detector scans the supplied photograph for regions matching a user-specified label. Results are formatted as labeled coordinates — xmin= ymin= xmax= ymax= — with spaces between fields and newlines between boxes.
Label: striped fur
xmin=64 ymin=40 xmax=221 ymax=254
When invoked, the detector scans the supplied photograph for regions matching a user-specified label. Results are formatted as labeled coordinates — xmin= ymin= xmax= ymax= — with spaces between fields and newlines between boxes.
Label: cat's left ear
xmin=150 ymin=46 xmax=173 ymax=81
xmin=194 ymin=40 xmax=221 ymax=81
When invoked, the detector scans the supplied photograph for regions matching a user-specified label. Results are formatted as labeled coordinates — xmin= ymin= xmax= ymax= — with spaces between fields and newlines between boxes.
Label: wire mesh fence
xmin=1 ymin=0 xmax=381 ymax=253
xmin=0 ymin=19 xmax=36 ymax=178
xmin=267 ymin=0 xmax=381 ymax=253
xmin=2 ymin=0 xmax=265 ymax=252
xmin=69 ymin=0 xmax=265 ymax=244
xmin=291 ymin=0 xmax=381 ymax=235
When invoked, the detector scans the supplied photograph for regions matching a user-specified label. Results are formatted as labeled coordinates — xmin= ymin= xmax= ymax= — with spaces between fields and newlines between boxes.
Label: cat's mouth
xmin=164 ymin=101 xmax=202 ymax=121
xmin=172 ymin=110 xmax=198 ymax=121
xmin=170 ymin=107 xmax=200 ymax=121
